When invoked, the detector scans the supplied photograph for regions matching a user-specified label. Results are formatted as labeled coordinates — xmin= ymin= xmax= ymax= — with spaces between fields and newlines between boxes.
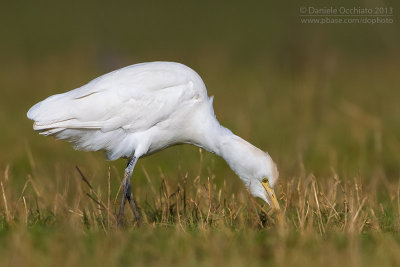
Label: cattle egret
xmin=27 ymin=61 xmax=280 ymax=225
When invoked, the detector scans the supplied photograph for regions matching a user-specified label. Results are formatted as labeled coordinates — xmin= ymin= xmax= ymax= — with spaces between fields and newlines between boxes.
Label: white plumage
xmin=27 ymin=61 xmax=281 ymax=217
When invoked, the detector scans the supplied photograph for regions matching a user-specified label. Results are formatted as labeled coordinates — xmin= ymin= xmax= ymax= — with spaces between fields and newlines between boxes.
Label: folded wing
xmin=27 ymin=62 xmax=205 ymax=157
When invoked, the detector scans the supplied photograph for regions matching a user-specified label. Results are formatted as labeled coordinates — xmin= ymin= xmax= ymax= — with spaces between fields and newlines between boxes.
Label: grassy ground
xmin=1 ymin=1 xmax=400 ymax=266
xmin=1 ymin=152 xmax=400 ymax=267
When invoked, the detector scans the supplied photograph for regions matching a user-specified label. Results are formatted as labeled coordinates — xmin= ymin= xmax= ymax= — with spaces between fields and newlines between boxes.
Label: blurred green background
xmin=0 ymin=0 xmax=399 ymax=189
xmin=0 ymin=1 xmax=400 ymax=266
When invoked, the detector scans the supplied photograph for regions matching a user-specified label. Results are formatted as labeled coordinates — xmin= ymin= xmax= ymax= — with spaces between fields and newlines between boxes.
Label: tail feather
xmin=39 ymin=127 xmax=66 ymax=136
xmin=27 ymin=93 xmax=71 ymax=132
xmin=27 ymin=89 xmax=103 ymax=135
xmin=27 ymin=93 xmax=65 ymax=120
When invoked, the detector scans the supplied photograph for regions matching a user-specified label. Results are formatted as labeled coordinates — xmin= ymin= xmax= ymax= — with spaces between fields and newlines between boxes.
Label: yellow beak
xmin=262 ymin=179 xmax=283 ymax=224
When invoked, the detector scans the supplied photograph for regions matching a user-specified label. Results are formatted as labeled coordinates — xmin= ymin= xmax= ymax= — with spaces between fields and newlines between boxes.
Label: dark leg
xmin=117 ymin=157 xmax=140 ymax=226
xmin=126 ymin=180 xmax=141 ymax=222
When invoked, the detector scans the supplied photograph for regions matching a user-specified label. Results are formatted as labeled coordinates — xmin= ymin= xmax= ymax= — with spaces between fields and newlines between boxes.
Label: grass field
xmin=1 ymin=1 xmax=400 ymax=266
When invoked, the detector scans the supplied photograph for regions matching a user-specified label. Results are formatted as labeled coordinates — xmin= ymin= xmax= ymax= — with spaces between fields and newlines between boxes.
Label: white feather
xmin=27 ymin=61 xmax=278 ymax=204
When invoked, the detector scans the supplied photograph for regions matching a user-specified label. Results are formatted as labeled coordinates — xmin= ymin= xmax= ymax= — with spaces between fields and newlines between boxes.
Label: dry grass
xmin=0 ymin=150 xmax=399 ymax=266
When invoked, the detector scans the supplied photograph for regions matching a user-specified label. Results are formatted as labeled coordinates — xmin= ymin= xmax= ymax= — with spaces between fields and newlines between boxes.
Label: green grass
xmin=0 ymin=160 xmax=400 ymax=267
xmin=1 ymin=1 xmax=400 ymax=266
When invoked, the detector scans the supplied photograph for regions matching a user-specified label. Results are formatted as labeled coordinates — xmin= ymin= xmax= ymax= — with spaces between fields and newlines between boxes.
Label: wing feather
xmin=27 ymin=62 xmax=204 ymax=136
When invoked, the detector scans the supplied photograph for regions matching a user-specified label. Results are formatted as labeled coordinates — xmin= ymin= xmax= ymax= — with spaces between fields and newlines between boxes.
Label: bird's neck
xmin=199 ymin=123 xmax=264 ymax=184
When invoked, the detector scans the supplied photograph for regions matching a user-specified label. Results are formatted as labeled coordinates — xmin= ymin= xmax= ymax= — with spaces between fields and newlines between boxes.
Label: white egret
xmin=27 ymin=61 xmax=280 ymax=224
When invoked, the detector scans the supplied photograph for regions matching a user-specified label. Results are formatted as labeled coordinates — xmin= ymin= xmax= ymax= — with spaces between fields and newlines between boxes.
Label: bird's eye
xmin=262 ymin=178 xmax=268 ymax=184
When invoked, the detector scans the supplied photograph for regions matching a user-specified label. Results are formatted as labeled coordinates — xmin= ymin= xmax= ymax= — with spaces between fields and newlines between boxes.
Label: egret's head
xmin=217 ymin=135 xmax=281 ymax=211
xmin=246 ymin=153 xmax=280 ymax=211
